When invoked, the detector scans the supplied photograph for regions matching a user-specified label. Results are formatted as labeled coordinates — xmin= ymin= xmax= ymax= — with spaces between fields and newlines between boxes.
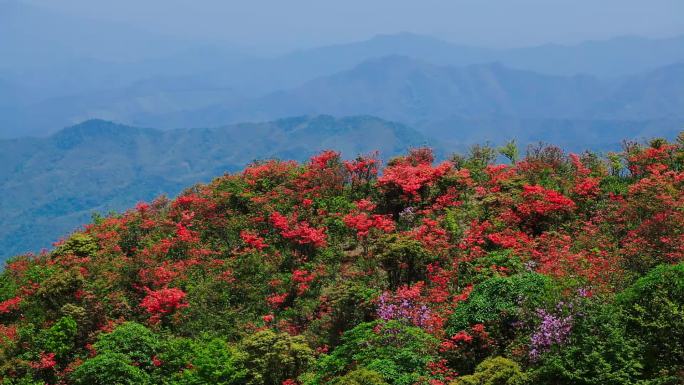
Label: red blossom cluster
xmin=29 ymin=352 xmax=57 ymax=370
xmin=0 ymin=325 xmax=17 ymax=344
xmin=292 ymin=269 xmax=315 ymax=295
xmin=379 ymin=148 xmax=452 ymax=198
xmin=440 ymin=323 xmax=490 ymax=352
xmin=427 ymin=359 xmax=458 ymax=384
xmin=487 ymin=230 xmax=530 ymax=251
xmin=240 ymin=230 xmax=268 ymax=251
xmin=140 ymin=287 xmax=188 ymax=324
xmin=175 ymin=222 xmax=199 ymax=243
xmin=266 ymin=292 xmax=288 ymax=309
xmin=138 ymin=265 xmax=179 ymax=288
xmin=518 ymin=185 xmax=575 ymax=217
xmin=0 ymin=296 xmax=22 ymax=314
xmin=411 ymin=218 xmax=450 ymax=252
xmin=343 ymin=212 xmax=395 ymax=238
xmin=626 ymin=143 xmax=675 ymax=177
xmin=270 ymin=212 xmax=327 ymax=248
xmin=243 ymin=160 xmax=298 ymax=187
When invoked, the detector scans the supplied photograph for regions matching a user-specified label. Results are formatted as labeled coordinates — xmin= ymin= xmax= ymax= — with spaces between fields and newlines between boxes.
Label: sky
xmin=23 ymin=0 xmax=684 ymax=52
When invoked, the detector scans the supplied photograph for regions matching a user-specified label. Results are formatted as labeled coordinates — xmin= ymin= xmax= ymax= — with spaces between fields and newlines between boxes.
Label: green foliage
xmin=53 ymin=233 xmax=98 ymax=258
xmin=312 ymin=320 xmax=438 ymax=385
xmin=34 ymin=268 xmax=84 ymax=310
xmin=375 ymin=235 xmax=435 ymax=289
xmin=239 ymin=329 xmax=314 ymax=385
xmin=499 ymin=141 xmax=520 ymax=164
xmin=618 ymin=263 xmax=684 ymax=380
xmin=1 ymin=376 xmax=45 ymax=385
xmin=447 ymin=273 xmax=557 ymax=335
xmin=330 ymin=369 xmax=389 ymax=385
xmin=71 ymin=352 xmax=151 ymax=385
xmin=460 ymin=251 xmax=525 ymax=285
xmin=158 ymin=337 xmax=247 ymax=385
xmin=531 ymin=301 xmax=643 ymax=385
xmin=34 ymin=316 xmax=77 ymax=360
xmin=452 ymin=357 xmax=527 ymax=385
xmin=94 ymin=322 xmax=160 ymax=367
xmin=307 ymin=280 xmax=377 ymax=347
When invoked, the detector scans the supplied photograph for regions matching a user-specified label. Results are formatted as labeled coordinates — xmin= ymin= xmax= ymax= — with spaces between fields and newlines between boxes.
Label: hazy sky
xmin=23 ymin=0 xmax=684 ymax=51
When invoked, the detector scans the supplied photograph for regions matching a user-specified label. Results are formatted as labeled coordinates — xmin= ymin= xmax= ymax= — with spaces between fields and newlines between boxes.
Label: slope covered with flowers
xmin=1 ymin=136 xmax=683 ymax=385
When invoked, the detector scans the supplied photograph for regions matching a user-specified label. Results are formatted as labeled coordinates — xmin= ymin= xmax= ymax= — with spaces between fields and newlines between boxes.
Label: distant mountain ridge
xmin=149 ymin=57 xmax=684 ymax=133
xmin=5 ymin=55 xmax=682 ymax=138
xmin=0 ymin=116 xmax=432 ymax=259
xmin=1 ymin=4 xmax=683 ymax=138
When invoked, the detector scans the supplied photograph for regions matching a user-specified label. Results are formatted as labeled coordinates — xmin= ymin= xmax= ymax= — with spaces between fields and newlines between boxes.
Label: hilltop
xmin=0 ymin=135 xmax=682 ymax=384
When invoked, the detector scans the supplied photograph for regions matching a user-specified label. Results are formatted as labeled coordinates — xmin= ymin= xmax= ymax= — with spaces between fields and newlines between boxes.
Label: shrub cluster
xmin=1 ymin=136 xmax=684 ymax=384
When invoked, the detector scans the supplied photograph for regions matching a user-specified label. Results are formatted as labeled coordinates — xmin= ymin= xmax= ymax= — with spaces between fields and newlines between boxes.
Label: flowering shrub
xmin=270 ymin=212 xmax=328 ymax=248
xmin=528 ymin=308 xmax=573 ymax=361
xmin=343 ymin=212 xmax=395 ymax=238
xmin=240 ymin=230 xmax=268 ymax=251
xmin=379 ymin=148 xmax=452 ymax=199
xmin=376 ymin=283 xmax=432 ymax=328
xmin=29 ymin=351 xmax=57 ymax=370
xmin=518 ymin=184 xmax=575 ymax=217
xmin=0 ymin=296 xmax=22 ymax=314
xmin=140 ymin=287 xmax=188 ymax=324
xmin=1 ymin=138 xmax=684 ymax=384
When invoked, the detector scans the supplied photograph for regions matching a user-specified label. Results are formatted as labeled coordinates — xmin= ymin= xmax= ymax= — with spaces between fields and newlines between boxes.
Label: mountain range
xmin=3 ymin=56 xmax=684 ymax=140
xmin=2 ymin=1 xmax=684 ymax=137
xmin=146 ymin=57 xmax=684 ymax=148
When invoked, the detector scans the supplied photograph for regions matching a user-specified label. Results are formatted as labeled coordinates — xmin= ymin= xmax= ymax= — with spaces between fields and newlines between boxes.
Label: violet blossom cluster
xmin=398 ymin=206 xmax=416 ymax=223
xmin=529 ymin=308 xmax=573 ymax=361
xmin=376 ymin=292 xmax=431 ymax=328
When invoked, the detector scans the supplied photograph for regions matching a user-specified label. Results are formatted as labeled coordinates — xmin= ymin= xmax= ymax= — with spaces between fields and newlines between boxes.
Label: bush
xmin=618 ymin=263 xmax=684 ymax=381
xmin=375 ymin=235 xmax=435 ymax=289
xmin=531 ymin=301 xmax=642 ymax=385
xmin=94 ymin=322 xmax=160 ymax=368
xmin=331 ymin=369 xmax=389 ymax=385
xmin=33 ymin=316 xmax=77 ymax=361
xmin=53 ymin=233 xmax=98 ymax=258
xmin=239 ymin=329 xmax=314 ymax=385
xmin=157 ymin=337 xmax=247 ymax=385
xmin=312 ymin=320 xmax=438 ymax=385
xmin=446 ymin=273 xmax=557 ymax=339
xmin=451 ymin=357 xmax=527 ymax=385
xmin=71 ymin=352 xmax=150 ymax=385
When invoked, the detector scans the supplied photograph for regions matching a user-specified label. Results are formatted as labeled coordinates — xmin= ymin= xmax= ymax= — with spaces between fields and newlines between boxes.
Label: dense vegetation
xmin=1 ymin=134 xmax=683 ymax=384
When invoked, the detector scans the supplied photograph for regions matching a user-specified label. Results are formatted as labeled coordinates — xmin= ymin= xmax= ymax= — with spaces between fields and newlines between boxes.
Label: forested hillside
xmin=1 ymin=135 xmax=683 ymax=384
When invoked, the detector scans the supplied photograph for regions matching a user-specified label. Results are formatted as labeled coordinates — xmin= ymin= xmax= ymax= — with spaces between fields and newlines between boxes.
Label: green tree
xmin=313 ymin=320 xmax=438 ymax=385
xmin=239 ymin=329 xmax=314 ymax=385
xmin=375 ymin=235 xmax=435 ymax=289
xmin=94 ymin=322 xmax=160 ymax=368
xmin=447 ymin=273 xmax=557 ymax=336
xmin=452 ymin=357 xmax=527 ymax=385
xmin=157 ymin=337 xmax=247 ymax=385
xmin=331 ymin=369 xmax=389 ymax=385
xmin=71 ymin=352 xmax=150 ymax=385
xmin=618 ymin=263 xmax=684 ymax=382
xmin=531 ymin=302 xmax=642 ymax=385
